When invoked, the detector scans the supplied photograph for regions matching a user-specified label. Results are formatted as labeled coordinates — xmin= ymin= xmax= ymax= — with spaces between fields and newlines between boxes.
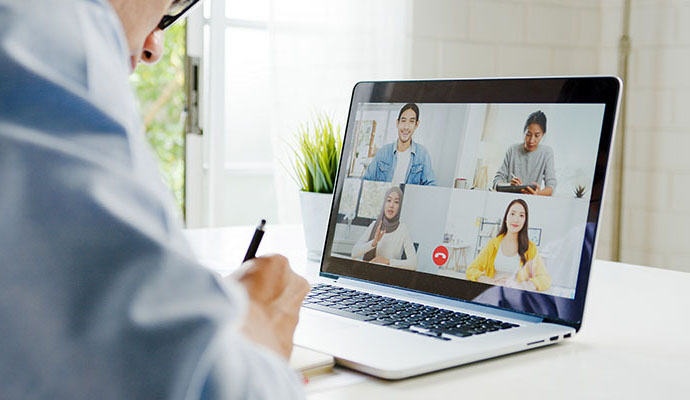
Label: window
xmin=187 ymin=0 xmax=410 ymax=227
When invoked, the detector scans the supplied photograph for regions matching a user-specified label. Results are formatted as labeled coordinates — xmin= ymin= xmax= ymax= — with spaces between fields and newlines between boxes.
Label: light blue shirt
xmin=0 ymin=0 xmax=303 ymax=398
xmin=362 ymin=141 xmax=436 ymax=186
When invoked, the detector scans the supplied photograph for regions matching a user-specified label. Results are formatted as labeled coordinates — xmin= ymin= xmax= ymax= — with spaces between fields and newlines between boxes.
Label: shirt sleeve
xmin=0 ymin=1 xmax=304 ymax=399
xmin=466 ymin=238 xmax=497 ymax=281
xmin=493 ymin=148 xmax=512 ymax=189
xmin=420 ymin=147 xmax=436 ymax=186
xmin=389 ymin=225 xmax=418 ymax=270
xmin=543 ymin=147 xmax=557 ymax=190
xmin=352 ymin=221 xmax=376 ymax=259
xmin=362 ymin=152 xmax=379 ymax=181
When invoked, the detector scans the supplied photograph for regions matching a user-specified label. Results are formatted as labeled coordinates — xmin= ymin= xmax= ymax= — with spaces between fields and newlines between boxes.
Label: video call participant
xmin=363 ymin=103 xmax=436 ymax=186
xmin=465 ymin=199 xmax=551 ymax=292
xmin=351 ymin=187 xmax=418 ymax=270
xmin=493 ymin=110 xmax=557 ymax=196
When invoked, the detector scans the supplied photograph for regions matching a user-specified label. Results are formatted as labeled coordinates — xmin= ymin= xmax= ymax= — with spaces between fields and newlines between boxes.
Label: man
xmin=0 ymin=0 xmax=309 ymax=398
xmin=492 ymin=110 xmax=557 ymax=196
xmin=363 ymin=103 xmax=436 ymax=186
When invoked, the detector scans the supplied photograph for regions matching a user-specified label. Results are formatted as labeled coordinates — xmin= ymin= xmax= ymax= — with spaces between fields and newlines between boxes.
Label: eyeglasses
xmin=158 ymin=0 xmax=201 ymax=30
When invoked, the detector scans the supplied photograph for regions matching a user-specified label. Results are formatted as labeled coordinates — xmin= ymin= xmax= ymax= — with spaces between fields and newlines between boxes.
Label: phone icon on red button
xmin=432 ymin=246 xmax=449 ymax=266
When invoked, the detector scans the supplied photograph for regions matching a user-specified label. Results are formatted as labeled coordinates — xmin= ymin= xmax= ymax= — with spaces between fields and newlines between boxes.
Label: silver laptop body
xmin=295 ymin=77 xmax=621 ymax=379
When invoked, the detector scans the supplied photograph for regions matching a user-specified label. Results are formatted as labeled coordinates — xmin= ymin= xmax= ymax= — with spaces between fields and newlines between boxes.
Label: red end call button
xmin=432 ymin=245 xmax=449 ymax=266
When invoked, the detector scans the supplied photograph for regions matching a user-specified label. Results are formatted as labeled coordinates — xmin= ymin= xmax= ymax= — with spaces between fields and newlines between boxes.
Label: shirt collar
xmin=393 ymin=141 xmax=416 ymax=155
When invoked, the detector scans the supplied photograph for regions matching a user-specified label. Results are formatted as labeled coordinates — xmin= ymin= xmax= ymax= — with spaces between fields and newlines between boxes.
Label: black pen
xmin=243 ymin=219 xmax=266 ymax=262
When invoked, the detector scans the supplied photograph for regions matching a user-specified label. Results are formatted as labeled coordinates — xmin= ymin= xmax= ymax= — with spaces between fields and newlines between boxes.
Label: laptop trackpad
xmin=294 ymin=308 xmax=361 ymax=340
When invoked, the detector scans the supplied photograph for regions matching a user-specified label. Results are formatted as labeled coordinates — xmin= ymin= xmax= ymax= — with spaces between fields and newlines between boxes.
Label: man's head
xmin=522 ymin=110 xmax=547 ymax=152
xmin=396 ymin=103 xmax=420 ymax=145
xmin=109 ymin=0 xmax=183 ymax=71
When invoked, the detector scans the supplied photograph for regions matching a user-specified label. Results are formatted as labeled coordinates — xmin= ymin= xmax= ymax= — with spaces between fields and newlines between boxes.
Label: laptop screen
xmin=321 ymin=78 xmax=620 ymax=328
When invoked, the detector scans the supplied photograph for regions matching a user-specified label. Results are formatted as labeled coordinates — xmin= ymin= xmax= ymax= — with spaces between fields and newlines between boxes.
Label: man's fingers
xmin=237 ymin=254 xmax=292 ymax=304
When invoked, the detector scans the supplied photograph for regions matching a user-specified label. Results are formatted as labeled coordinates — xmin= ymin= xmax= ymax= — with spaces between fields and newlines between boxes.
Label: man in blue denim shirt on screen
xmin=363 ymin=103 xmax=436 ymax=186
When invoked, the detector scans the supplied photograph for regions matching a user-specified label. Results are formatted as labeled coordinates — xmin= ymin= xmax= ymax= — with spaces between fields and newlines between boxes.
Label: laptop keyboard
xmin=303 ymin=284 xmax=519 ymax=341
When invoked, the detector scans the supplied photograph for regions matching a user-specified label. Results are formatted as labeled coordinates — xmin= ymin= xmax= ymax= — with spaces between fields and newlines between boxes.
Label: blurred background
xmin=131 ymin=0 xmax=689 ymax=273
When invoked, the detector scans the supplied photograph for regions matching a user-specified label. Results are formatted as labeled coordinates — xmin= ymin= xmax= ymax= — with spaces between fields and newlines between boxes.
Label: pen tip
xmin=260 ymin=219 xmax=266 ymax=227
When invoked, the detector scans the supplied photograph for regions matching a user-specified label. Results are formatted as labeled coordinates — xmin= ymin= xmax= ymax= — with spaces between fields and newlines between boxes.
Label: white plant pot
xmin=299 ymin=191 xmax=333 ymax=261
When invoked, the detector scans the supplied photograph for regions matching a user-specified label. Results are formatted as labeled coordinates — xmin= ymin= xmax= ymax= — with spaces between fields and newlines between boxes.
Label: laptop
xmin=294 ymin=77 xmax=621 ymax=379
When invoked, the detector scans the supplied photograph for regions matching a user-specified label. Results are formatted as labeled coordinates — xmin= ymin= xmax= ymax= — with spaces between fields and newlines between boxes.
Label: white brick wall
xmin=552 ymin=47 xmax=598 ymax=75
xmin=598 ymin=47 xmax=618 ymax=74
xmin=468 ymin=1 xmax=526 ymax=43
xmin=670 ymin=173 xmax=690 ymax=212
xmin=609 ymin=0 xmax=690 ymax=271
xmin=526 ymin=4 xmax=580 ymax=45
xmin=495 ymin=45 xmax=554 ymax=76
xmin=630 ymin=4 xmax=677 ymax=47
xmin=406 ymin=0 xmax=690 ymax=272
xmin=578 ymin=7 xmax=601 ymax=46
xmin=411 ymin=0 xmax=469 ymax=40
xmin=600 ymin=2 xmax=623 ymax=46
xmin=625 ymin=88 xmax=674 ymax=129
xmin=438 ymin=41 xmax=496 ymax=77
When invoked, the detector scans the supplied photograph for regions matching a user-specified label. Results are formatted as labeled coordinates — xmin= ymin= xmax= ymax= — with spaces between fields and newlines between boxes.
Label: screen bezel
xmin=319 ymin=77 xmax=621 ymax=331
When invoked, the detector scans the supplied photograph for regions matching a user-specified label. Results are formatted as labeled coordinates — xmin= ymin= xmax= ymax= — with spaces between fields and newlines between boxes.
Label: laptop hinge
xmin=319 ymin=272 xmax=339 ymax=280
xmin=544 ymin=316 xmax=581 ymax=331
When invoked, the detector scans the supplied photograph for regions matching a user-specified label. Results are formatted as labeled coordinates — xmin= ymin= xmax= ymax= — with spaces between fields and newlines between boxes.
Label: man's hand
xmin=231 ymin=255 xmax=310 ymax=359
xmin=510 ymin=176 xmax=523 ymax=186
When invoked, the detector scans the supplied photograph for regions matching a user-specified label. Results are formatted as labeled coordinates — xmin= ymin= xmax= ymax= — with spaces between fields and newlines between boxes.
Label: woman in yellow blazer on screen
xmin=466 ymin=199 xmax=551 ymax=292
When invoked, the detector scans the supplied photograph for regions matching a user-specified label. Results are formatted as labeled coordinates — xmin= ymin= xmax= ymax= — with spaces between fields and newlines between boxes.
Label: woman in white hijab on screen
xmin=351 ymin=187 xmax=418 ymax=270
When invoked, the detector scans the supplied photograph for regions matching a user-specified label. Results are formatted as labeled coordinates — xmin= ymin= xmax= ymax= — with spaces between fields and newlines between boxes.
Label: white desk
xmin=184 ymin=225 xmax=690 ymax=399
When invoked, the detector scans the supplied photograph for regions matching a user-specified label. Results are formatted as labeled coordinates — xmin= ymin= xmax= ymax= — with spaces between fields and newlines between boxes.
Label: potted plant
xmin=574 ymin=184 xmax=587 ymax=198
xmin=289 ymin=114 xmax=342 ymax=261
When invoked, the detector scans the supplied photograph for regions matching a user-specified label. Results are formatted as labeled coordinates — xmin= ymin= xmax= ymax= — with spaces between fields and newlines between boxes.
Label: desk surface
xmin=184 ymin=225 xmax=690 ymax=399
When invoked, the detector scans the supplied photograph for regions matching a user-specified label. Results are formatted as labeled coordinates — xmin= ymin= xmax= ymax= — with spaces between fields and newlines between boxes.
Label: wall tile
xmin=632 ymin=47 xmax=690 ymax=89
xmin=622 ymin=207 xmax=688 ymax=253
xmin=412 ymin=0 xmax=469 ymax=40
xmin=630 ymin=4 xmax=677 ymax=47
xmin=629 ymin=48 xmax=659 ymax=89
xmin=410 ymin=38 xmax=440 ymax=78
xmin=579 ymin=7 xmax=601 ymax=46
xmin=629 ymin=129 xmax=688 ymax=172
xmin=552 ymin=48 xmax=598 ymax=75
xmin=673 ymin=87 xmax=690 ymax=129
xmin=438 ymin=41 xmax=496 ymax=77
xmin=526 ymin=4 xmax=579 ymax=45
xmin=619 ymin=248 xmax=655 ymax=268
xmin=625 ymin=88 xmax=674 ymax=129
xmin=621 ymin=169 xmax=671 ymax=210
xmin=670 ymin=172 xmax=690 ymax=212
xmin=495 ymin=45 xmax=553 ymax=76
xmin=600 ymin=4 xmax=623 ymax=47
xmin=678 ymin=5 xmax=690 ymax=44
xmin=598 ymin=47 xmax=619 ymax=75
xmin=468 ymin=0 xmax=525 ymax=43
xmin=664 ymin=253 xmax=690 ymax=273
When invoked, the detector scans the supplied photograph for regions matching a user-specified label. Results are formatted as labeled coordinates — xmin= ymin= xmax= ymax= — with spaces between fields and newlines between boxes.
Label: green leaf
xmin=286 ymin=113 xmax=343 ymax=193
